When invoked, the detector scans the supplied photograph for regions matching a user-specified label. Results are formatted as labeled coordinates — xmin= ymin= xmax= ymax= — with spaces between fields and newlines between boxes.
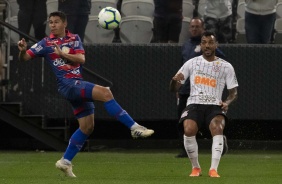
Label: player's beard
xmin=203 ymin=49 xmax=215 ymax=60
xmin=203 ymin=49 xmax=214 ymax=56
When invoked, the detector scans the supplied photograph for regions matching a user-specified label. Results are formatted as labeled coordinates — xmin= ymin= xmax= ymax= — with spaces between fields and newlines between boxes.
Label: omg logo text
xmin=194 ymin=75 xmax=216 ymax=88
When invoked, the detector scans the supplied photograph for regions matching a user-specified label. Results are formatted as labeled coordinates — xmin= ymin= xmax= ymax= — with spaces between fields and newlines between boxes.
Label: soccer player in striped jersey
xmin=170 ymin=31 xmax=238 ymax=178
xmin=17 ymin=11 xmax=154 ymax=177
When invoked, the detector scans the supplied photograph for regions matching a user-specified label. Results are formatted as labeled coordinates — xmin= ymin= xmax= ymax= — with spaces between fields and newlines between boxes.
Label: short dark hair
xmin=49 ymin=11 xmax=67 ymax=22
xmin=191 ymin=17 xmax=204 ymax=27
xmin=201 ymin=31 xmax=217 ymax=40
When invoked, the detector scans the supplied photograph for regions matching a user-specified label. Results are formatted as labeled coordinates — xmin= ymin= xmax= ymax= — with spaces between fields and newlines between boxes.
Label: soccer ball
xmin=98 ymin=7 xmax=121 ymax=30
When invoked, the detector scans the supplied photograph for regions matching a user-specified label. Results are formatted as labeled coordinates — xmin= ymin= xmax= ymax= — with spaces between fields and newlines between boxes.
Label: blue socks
xmin=63 ymin=99 xmax=134 ymax=162
xmin=63 ymin=129 xmax=88 ymax=161
xmin=104 ymin=99 xmax=135 ymax=128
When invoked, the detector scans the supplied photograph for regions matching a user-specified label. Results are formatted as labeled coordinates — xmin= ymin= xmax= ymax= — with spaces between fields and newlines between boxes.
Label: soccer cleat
xmin=131 ymin=125 xmax=154 ymax=138
xmin=222 ymin=135 xmax=228 ymax=156
xmin=55 ymin=158 xmax=76 ymax=178
xmin=189 ymin=167 xmax=202 ymax=177
xmin=209 ymin=169 xmax=220 ymax=178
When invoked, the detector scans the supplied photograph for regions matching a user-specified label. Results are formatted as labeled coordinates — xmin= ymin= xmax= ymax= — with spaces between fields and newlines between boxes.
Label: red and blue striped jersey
xmin=27 ymin=30 xmax=85 ymax=87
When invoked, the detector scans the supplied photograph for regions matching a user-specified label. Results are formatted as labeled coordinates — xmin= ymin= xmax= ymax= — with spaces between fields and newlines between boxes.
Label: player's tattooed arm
xmin=220 ymin=87 xmax=238 ymax=112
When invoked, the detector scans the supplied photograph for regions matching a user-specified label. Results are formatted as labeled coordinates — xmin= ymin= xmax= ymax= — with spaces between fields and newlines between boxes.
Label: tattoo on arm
xmin=224 ymin=88 xmax=238 ymax=105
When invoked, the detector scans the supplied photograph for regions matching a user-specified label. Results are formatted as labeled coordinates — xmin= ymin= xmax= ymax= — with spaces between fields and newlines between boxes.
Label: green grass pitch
xmin=0 ymin=149 xmax=281 ymax=184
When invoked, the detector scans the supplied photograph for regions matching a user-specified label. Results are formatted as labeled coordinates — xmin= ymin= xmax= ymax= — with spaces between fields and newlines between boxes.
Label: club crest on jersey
xmin=212 ymin=61 xmax=221 ymax=72
xmin=62 ymin=46 xmax=70 ymax=53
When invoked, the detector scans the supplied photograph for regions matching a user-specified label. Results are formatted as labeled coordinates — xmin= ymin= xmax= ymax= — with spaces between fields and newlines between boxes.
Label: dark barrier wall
xmin=7 ymin=44 xmax=282 ymax=120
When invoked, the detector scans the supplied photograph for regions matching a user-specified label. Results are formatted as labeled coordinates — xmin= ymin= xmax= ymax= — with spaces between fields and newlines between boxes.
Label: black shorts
xmin=179 ymin=104 xmax=227 ymax=130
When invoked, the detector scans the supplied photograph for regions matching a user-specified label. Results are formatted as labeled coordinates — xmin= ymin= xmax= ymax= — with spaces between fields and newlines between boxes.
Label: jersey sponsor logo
xmin=53 ymin=58 xmax=66 ymax=66
xmin=198 ymin=95 xmax=216 ymax=103
xmin=74 ymin=41 xmax=79 ymax=47
xmin=34 ymin=45 xmax=43 ymax=52
xmin=194 ymin=75 xmax=216 ymax=87
xmin=70 ymin=68 xmax=81 ymax=75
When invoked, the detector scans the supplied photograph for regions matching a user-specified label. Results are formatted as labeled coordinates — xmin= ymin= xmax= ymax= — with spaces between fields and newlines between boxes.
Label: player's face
xmin=49 ymin=16 xmax=67 ymax=38
xmin=189 ymin=19 xmax=204 ymax=37
xmin=200 ymin=35 xmax=217 ymax=59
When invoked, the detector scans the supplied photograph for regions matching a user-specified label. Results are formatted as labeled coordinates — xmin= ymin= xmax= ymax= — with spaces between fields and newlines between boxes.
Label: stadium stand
xmin=90 ymin=0 xmax=117 ymax=16
xmin=119 ymin=15 xmax=153 ymax=43
xmin=84 ymin=15 xmax=115 ymax=43
xmin=121 ymin=0 xmax=154 ymax=18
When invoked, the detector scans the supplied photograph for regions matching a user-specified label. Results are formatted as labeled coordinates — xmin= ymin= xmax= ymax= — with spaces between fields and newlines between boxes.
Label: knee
xmin=183 ymin=121 xmax=198 ymax=137
xmin=209 ymin=120 xmax=225 ymax=135
xmin=101 ymin=87 xmax=114 ymax=101
xmin=210 ymin=125 xmax=223 ymax=135
xmin=80 ymin=125 xmax=94 ymax=135
xmin=184 ymin=128 xmax=196 ymax=137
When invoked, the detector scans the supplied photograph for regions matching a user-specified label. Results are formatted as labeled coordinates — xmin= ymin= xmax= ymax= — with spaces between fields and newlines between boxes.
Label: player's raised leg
xmin=92 ymin=85 xmax=154 ymax=138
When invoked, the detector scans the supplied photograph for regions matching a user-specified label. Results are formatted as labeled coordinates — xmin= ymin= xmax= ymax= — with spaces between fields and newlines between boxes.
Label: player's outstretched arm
xmin=169 ymin=73 xmax=184 ymax=92
xmin=18 ymin=38 xmax=32 ymax=62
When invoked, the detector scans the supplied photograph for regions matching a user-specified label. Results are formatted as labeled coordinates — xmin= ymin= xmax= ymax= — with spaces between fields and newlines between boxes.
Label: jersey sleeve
xmin=178 ymin=59 xmax=191 ymax=84
xmin=73 ymin=35 xmax=85 ymax=54
xmin=225 ymin=64 xmax=239 ymax=89
xmin=26 ymin=39 xmax=47 ymax=58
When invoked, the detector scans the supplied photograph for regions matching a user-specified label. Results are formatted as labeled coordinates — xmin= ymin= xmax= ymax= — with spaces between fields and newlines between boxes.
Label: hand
xmin=219 ymin=101 xmax=229 ymax=113
xmin=18 ymin=38 xmax=27 ymax=51
xmin=52 ymin=42 xmax=63 ymax=56
xmin=169 ymin=73 xmax=183 ymax=92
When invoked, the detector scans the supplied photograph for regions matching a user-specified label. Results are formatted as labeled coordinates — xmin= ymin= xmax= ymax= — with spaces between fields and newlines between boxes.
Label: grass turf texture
xmin=0 ymin=150 xmax=281 ymax=184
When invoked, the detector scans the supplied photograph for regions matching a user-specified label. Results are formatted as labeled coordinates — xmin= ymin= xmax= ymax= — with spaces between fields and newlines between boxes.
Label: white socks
xmin=184 ymin=134 xmax=224 ymax=171
xmin=184 ymin=135 xmax=200 ymax=168
xmin=130 ymin=122 xmax=140 ymax=130
xmin=63 ymin=158 xmax=71 ymax=165
xmin=210 ymin=135 xmax=223 ymax=171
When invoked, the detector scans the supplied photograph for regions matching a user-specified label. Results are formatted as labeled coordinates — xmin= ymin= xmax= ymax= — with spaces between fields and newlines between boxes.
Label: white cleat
xmin=131 ymin=125 xmax=154 ymax=138
xmin=55 ymin=158 xmax=76 ymax=178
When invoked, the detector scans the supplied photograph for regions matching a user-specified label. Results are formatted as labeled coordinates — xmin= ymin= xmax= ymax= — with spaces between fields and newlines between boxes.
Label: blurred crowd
xmin=0 ymin=0 xmax=279 ymax=44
